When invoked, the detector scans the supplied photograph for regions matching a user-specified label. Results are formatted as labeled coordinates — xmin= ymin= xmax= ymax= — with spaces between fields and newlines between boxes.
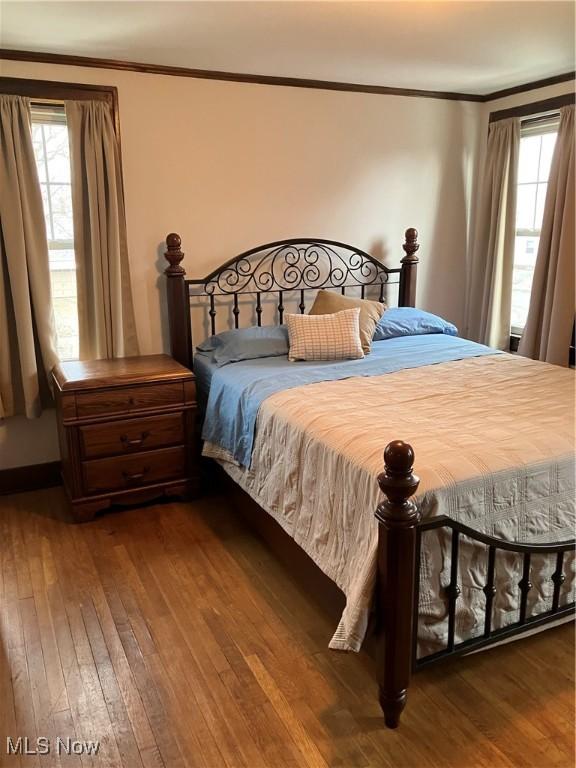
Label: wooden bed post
xmin=375 ymin=440 xmax=421 ymax=728
xmin=398 ymin=228 xmax=419 ymax=307
xmin=164 ymin=233 xmax=193 ymax=370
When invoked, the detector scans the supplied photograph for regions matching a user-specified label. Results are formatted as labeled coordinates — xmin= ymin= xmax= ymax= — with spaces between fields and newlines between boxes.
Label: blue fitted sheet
xmin=193 ymin=352 xmax=218 ymax=401
xmin=199 ymin=334 xmax=501 ymax=468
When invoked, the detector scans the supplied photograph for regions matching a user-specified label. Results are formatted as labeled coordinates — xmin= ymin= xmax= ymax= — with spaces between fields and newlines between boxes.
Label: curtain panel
xmin=66 ymin=100 xmax=139 ymax=360
xmin=466 ymin=118 xmax=520 ymax=349
xmin=0 ymin=95 xmax=58 ymax=418
xmin=518 ymin=105 xmax=575 ymax=367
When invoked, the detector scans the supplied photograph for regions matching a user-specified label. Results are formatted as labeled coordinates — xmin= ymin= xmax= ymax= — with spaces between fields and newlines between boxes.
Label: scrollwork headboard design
xmin=163 ymin=229 xmax=420 ymax=369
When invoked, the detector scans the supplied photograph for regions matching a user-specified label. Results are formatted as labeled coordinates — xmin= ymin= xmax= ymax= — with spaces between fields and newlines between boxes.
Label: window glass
xmin=511 ymin=121 xmax=558 ymax=335
xmin=31 ymin=111 xmax=79 ymax=361
xmin=538 ymin=133 xmax=556 ymax=181
xmin=517 ymin=135 xmax=540 ymax=183
xmin=515 ymin=183 xmax=537 ymax=230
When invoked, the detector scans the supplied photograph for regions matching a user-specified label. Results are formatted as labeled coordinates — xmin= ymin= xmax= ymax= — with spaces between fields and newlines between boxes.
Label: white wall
xmin=0 ymin=57 xmax=571 ymax=469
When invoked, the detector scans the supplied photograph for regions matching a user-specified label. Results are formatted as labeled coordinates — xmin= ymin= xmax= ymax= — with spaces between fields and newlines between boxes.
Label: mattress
xmin=200 ymin=341 xmax=576 ymax=653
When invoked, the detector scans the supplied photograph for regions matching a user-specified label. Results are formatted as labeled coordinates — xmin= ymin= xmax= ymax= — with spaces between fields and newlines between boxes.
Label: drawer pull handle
xmin=120 ymin=431 xmax=150 ymax=449
xmin=122 ymin=468 xmax=149 ymax=483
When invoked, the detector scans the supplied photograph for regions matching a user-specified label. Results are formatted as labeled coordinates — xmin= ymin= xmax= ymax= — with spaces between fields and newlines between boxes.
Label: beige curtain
xmin=467 ymin=118 xmax=520 ymax=349
xmin=0 ymin=95 xmax=58 ymax=418
xmin=518 ymin=106 xmax=575 ymax=367
xmin=66 ymin=100 xmax=138 ymax=359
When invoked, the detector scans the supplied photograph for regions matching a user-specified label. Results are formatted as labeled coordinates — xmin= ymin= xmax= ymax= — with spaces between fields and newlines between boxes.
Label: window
xmin=31 ymin=104 xmax=79 ymax=360
xmin=511 ymin=117 xmax=559 ymax=336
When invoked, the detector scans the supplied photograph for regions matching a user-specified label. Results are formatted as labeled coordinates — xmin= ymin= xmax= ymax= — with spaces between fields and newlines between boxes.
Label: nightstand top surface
xmin=52 ymin=354 xmax=193 ymax=391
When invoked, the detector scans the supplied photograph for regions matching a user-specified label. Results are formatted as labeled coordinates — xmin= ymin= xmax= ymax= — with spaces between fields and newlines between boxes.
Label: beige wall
xmin=485 ymin=81 xmax=575 ymax=113
xmin=0 ymin=57 xmax=572 ymax=469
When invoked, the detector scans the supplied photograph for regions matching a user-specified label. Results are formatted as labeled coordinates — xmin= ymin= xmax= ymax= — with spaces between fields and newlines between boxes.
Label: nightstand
xmin=52 ymin=354 xmax=199 ymax=522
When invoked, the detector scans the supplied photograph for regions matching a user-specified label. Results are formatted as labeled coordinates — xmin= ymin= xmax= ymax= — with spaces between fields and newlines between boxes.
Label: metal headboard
xmin=163 ymin=229 xmax=420 ymax=370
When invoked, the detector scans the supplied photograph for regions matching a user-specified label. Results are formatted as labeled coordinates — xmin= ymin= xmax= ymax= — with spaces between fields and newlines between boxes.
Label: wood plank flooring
xmin=0 ymin=488 xmax=573 ymax=768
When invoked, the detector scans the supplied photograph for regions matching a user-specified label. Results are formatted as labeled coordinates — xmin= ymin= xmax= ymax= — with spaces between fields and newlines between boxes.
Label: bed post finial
xmin=375 ymin=440 xmax=421 ymax=728
xmin=165 ymin=232 xmax=186 ymax=275
xmin=399 ymin=228 xmax=419 ymax=308
xmin=402 ymin=228 xmax=419 ymax=262
xmin=164 ymin=233 xmax=192 ymax=369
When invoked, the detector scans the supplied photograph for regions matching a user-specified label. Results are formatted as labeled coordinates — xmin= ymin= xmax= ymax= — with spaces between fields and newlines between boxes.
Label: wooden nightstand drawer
xmin=53 ymin=354 xmax=199 ymax=521
xmin=76 ymin=381 xmax=186 ymax=419
xmin=82 ymin=446 xmax=186 ymax=495
xmin=79 ymin=412 xmax=184 ymax=459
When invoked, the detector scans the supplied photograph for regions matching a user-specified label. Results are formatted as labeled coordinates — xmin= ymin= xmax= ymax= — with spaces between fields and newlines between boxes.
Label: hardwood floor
xmin=0 ymin=488 xmax=573 ymax=768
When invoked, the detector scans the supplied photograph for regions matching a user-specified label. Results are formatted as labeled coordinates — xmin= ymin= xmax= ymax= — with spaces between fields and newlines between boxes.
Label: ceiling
xmin=1 ymin=1 xmax=574 ymax=95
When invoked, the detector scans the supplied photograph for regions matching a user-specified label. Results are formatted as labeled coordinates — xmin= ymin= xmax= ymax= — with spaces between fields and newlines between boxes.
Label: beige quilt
xmin=204 ymin=353 xmax=575 ymax=653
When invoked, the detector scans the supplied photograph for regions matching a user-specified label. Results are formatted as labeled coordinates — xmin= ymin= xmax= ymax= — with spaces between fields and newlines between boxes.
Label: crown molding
xmin=486 ymin=71 xmax=576 ymax=101
xmin=0 ymin=48 xmax=485 ymax=102
xmin=1 ymin=48 xmax=574 ymax=104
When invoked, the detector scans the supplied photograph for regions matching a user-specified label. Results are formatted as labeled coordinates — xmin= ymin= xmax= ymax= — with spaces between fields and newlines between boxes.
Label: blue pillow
xmin=373 ymin=307 xmax=458 ymax=341
xmin=197 ymin=325 xmax=289 ymax=367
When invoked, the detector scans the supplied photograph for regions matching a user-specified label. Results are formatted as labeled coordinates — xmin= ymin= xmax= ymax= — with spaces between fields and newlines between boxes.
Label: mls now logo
xmin=7 ymin=737 xmax=100 ymax=756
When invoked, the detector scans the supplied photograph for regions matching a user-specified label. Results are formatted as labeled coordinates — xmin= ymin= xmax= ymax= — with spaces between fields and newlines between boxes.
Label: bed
xmin=163 ymin=229 xmax=575 ymax=728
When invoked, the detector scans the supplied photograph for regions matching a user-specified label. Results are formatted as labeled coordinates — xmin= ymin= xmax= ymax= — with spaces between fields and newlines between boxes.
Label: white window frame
xmin=510 ymin=113 xmax=560 ymax=338
xmin=31 ymin=103 xmax=79 ymax=360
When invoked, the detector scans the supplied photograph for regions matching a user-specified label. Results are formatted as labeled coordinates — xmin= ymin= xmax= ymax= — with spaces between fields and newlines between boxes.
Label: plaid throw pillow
xmin=286 ymin=308 xmax=364 ymax=362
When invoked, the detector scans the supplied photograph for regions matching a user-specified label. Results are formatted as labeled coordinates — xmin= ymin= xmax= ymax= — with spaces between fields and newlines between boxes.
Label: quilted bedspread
xmin=205 ymin=352 xmax=575 ymax=653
